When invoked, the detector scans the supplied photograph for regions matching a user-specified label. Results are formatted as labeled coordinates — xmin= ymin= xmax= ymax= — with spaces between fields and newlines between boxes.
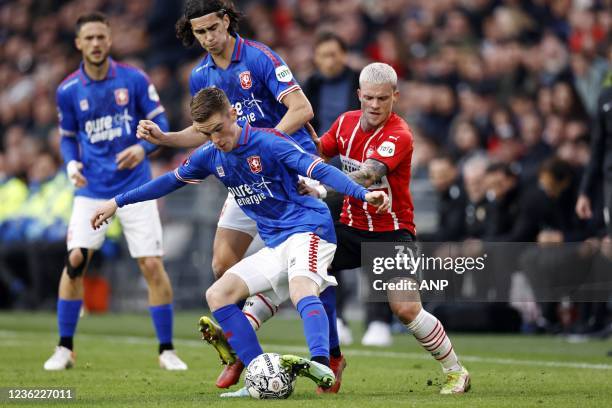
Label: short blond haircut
xmin=359 ymin=62 xmax=398 ymax=88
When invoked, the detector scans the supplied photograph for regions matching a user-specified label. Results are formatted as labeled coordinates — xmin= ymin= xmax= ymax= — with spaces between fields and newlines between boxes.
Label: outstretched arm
xmin=269 ymin=132 xmax=389 ymax=211
xmin=307 ymin=160 xmax=389 ymax=212
xmin=347 ymin=159 xmax=387 ymax=188
xmin=299 ymin=159 xmax=387 ymax=198
xmin=91 ymin=172 xmax=186 ymax=229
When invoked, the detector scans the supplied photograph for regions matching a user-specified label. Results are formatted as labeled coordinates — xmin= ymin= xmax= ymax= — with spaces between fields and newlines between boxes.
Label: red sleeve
xmin=319 ymin=115 xmax=343 ymax=158
xmin=370 ymin=127 xmax=413 ymax=172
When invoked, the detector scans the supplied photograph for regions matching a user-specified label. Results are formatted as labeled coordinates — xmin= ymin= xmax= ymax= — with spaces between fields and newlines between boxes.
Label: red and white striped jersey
xmin=320 ymin=110 xmax=416 ymax=234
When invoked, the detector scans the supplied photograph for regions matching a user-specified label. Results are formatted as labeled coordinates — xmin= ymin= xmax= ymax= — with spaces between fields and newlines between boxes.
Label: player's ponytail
xmin=175 ymin=15 xmax=196 ymax=47
xmin=176 ymin=0 xmax=242 ymax=46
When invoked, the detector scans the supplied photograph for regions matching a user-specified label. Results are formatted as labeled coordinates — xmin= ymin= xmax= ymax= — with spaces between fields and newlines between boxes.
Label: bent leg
xmin=389 ymin=283 xmax=462 ymax=373
xmin=287 ymin=233 xmax=338 ymax=366
xmin=212 ymin=227 xmax=254 ymax=279
xmin=213 ymin=197 xmax=257 ymax=279
xmin=207 ymin=272 xmax=262 ymax=366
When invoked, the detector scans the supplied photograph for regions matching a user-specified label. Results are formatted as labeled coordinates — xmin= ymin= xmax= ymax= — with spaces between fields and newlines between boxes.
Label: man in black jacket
xmin=303 ymin=31 xmax=360 ymax=135
xmin=420 ymin=154 xmax=467 ymax=242
xmin=576 ymin=73 xmax=612 ymax=238
xmin=575 ymin=73 xmax=612 ymax=349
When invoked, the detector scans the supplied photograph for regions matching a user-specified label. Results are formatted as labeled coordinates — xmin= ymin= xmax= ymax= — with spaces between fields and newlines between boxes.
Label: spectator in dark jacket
xmin=421 ymin=154 xmax=466 ymax=242
xmin=462 ymin=156 xmax=489 ymax=239
xmin=501 ymin=158 xmax=574 ymax=242
xmin=576 ymin=73 xmax=612 ymax=239
xmin=484 ymin=162 xmax=521 ymax=240
xmin=303 ymin=31 xmax=360 ymax=135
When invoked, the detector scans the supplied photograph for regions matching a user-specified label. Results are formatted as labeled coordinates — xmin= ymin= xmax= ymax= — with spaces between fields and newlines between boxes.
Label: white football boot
xmin=337 ymin=318 xmax=354 ymax=346
xmin=361 ymin=321 xmax=393 ymax=347
xmin=43 ymin=346 xmax=75 ymax=370
xmin=220 ymin=387 xmax=250 ymax=398
xmin=440 ymin=366 xmax=471 ymax=394
xmin=159 ymin=350 xmax=188 ymax=370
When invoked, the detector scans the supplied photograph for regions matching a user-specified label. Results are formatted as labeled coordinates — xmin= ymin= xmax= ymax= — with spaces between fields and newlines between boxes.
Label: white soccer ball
xmin=245 ymin=353 xmax=296 ymax=399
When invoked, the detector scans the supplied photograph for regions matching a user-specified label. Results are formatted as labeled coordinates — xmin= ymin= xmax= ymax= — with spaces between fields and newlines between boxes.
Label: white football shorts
xmin=67 ymin=196 xmax=163 ymax=258
xmin=226 ymin=231 xmax=337 ymax=305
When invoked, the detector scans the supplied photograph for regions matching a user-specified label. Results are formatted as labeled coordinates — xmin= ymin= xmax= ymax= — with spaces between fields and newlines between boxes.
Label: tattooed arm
xmin=298 ymin=159 xmax=388 ymax=198
xmin=348 ymin=159 xmax=388 ymax=188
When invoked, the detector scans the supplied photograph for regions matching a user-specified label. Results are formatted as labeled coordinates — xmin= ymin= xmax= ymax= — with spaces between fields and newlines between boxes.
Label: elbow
xmin=362 ymin=169 xmax=379 ymax=188
xmin=303 ymin=103 xmax=314 ymax=123
xmin=361 ymin=179 xmax=375 ymax=188
xmin=292 ymin=98 xmax=313 ymax=123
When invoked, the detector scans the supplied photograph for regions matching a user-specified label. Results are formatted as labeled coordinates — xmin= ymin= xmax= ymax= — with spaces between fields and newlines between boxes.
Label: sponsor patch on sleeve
xmin=377 ymin=141 xmax=396 ymax=157
xmin=275 ymin=65 xmax=293 ymax=82
xmin=148 ymin=84 xmax=160 ymax=102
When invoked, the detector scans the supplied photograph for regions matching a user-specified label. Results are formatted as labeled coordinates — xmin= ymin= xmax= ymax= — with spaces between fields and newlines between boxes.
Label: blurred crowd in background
xmin=1 ymin=0 xmax=611 ymax=335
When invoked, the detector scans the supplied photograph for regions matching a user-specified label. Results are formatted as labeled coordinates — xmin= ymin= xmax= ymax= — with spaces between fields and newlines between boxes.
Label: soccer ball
xmin=245 ymin=353 xmax=296 ymax=399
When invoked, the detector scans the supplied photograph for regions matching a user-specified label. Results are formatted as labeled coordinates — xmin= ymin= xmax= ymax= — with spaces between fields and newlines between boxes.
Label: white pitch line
xmin=1 ymin=330 xmax=611 ymax=371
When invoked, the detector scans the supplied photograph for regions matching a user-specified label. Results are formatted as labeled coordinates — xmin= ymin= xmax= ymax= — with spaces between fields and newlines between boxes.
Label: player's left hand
xmin=116 ymin=145 xmax=145 ymax=170
xmin=91 ymin=199 xmax=118 ymax=230
xmin=365 ymin=191 xmax=390 ymax=213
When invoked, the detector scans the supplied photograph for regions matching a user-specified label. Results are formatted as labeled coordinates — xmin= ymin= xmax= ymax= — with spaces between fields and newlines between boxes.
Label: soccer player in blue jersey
xmin=92 ymin=87 xmax=388 ymax=394
xmin=136 ymin=0 xmax=331 ymax=387
xmin=43 ymin=12 xmax=187 ymax=371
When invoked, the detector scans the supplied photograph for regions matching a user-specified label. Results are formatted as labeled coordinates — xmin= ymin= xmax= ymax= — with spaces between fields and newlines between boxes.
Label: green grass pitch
xmin=1 ymin=311 xmax=611 ymax=407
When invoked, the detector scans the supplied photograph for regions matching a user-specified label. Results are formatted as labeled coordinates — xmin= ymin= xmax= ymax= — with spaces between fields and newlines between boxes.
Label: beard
xmin=85 ymin=51 xmax=109 ymax=67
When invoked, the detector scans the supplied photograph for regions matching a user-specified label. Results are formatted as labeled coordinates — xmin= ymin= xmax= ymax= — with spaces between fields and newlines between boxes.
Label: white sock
xmin=242 ymin=293 xmax=278 ymax=331
xmin=406 ymin=308 xmax=461 ymax=372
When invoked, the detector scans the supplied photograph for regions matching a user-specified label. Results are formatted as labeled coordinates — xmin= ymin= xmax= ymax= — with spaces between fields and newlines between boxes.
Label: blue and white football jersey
xmin=57 ymin=57 xmax=166 ymax=199
xmin=174 ymin=124 xmax=332 ymax=247
xmin=189 ymin=35 xmax=316 ymax=155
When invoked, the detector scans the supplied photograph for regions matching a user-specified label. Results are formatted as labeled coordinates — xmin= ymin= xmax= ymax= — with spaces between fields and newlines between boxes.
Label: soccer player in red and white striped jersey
xmin=320 ymin=99 xmax=415 ymax=233
xmin=304 ymin=62 xmax=470 ymax=395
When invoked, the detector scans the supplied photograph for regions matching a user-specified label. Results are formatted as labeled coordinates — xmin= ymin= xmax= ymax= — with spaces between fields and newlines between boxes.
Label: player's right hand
xmin=67 ymin=160 xmax=87 ymax=188
xmin=91 ymin=199 xmax=119 ymax=230
xmin=365 ymin=191 xmax=390 ymax=213
xmin=137 ymin=120 xmax=165 ymax=145
xmin=298 ymin=179 xmax=320 ymax=197
xmin=575 ymin=194 xmax=592 ymax=219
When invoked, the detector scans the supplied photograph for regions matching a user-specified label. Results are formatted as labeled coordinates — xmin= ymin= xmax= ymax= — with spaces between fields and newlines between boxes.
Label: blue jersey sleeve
xmin=249 ymin=42 xmax=301 ymax=103
xmin=56 ymin=85 xmax=79 ymax=163
xmin=133 ymin=69 xmax=166 ymax=121
xmin=173 ymin=144 xmax=215 ymax=184
xmin=115 ymin=172 xmax=185 ymax=207
xmin=265 ymin=133 xmax=368 ymax=201
xmin=60 ymin=137 xmax=79 ymax=164
xmin=133 ymin=70 xmax=167 ymax=154
xmin=56 ymin=86 xmax=77 ymax=136
xmin=115 ymin=145 xmax=215 ymax=207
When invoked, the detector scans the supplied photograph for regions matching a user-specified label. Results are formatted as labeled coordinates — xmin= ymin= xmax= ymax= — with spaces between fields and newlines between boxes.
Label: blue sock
xmin=319 ymin=287 xmax=340 ymax=351
xmin=213 ymin=304 xmax=263 ymax=366
xmin=58 ymin=299 xmax=82 ymax=348
xmin=297 ymin=295 xmax=329 ymax=360
xmin=149 ymin=304 xmax=173 ymax=345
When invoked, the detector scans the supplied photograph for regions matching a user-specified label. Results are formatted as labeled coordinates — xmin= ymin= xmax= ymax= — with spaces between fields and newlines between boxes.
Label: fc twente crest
xmin=114 ymin=88 xmax=129 ymax=106
xmin=239 ymin=71 xmax=252 ymax=90
xmin=247 ymin=155 xmax=262 ymax=173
